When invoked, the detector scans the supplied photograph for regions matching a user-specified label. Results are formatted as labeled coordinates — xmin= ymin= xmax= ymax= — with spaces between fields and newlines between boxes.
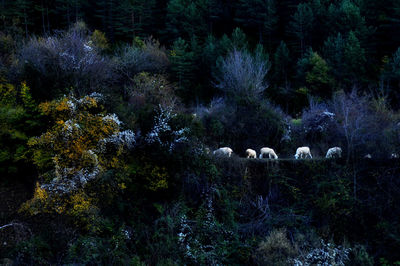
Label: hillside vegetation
xmin=1 ymin=0 xmax=400 ymax=264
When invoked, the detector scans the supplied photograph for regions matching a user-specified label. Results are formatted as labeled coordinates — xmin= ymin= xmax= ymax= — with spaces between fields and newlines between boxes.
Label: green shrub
xmin=351 ymin=245 xmax=374 ymax=266
xmin=253 ymin=228 xmax=296 ymax=265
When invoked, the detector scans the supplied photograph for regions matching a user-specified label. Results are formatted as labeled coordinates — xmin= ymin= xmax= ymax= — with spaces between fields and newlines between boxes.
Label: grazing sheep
xmin=391 ymin=153 xmax=399 ymax=159
xmin=259 ymin=147 xmax=278 ymax=159
xmin=295 ymin=146 xmax=312 ymax=159
xmin=246 ymin=149 xmax=257 ymax=159
xmin=364 ymin=154 xmax=372 ymax=159
xmin=213 ymin=147 xmax=233 ymax=157
xmin=326 ymin=147 xmax=342 ymax=158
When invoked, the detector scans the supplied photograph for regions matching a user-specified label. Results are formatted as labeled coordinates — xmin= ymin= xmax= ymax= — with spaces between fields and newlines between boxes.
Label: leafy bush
xmin=115 ymin=37 xmax=169 ymax=82
xmin=0 ymin=33 xmax=15 ymax=77
xmin=90 ymin=29 xmax=109 ymax=52
xmin=21 ymin=93 xmax=135 ymax=230
xmin=198 ymin=98 xmax=286 ymax=155
xmin=177 ymin=194 xmax=238 ymax=265
xmin=350 ymin=245 xmax=374 ymax=266
xmin=12 ymin=236 xmax=52 ymax=265
xmin=28 ymin=93 xmax=135 ymax=193
xmin=66 ymin=227 xmax=134 ymax=265
xmin=127 ymin=72 xmax=181 ymax=111
xmin=253 ymin=228 xmax=296 ymax=265
xmin=0 ymin=81 xmax=41 ymax=178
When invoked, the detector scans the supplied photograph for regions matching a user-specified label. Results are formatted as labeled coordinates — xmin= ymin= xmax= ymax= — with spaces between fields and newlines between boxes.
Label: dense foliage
xmin=1 ymin=0 xmax=400 ymax=265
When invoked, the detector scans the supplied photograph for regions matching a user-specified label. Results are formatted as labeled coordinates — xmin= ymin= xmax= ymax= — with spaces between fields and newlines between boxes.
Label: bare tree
xmin=215 ymin=49 xmax=270 ymax=100
xmin=331 ymin=90 xmax=381 ymax=199
xmin=331 ymin=90 xmax=373 ymax=162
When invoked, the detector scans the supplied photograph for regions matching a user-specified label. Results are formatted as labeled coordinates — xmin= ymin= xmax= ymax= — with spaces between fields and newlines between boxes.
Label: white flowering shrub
xmin=146 ymin=105 xmax=189 ymax=152
xmin=292 ymin=240 xmax=351 ymax=266
xmin=29 ymin=94 xmax=136 ymax=194
xmin=18 ymin=22 xmax=114 ymax=99
xmin=177 ymin=190 xmax=234 ymax=265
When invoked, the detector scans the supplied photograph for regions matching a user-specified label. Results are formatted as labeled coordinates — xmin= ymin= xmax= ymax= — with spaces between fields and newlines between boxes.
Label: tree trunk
xmin=75 ymin=0 xmax=78 ymax=22
xmin=23 ymin=3 xmax=28 ymax=38
xmin=67 ymin=2 xmax=70 ymax=26
xmin=131 ymin=9 xmax=135 ymax=41
xmin=41 ymin=0 xmax=46 ymax=35
xmin=1 ymin=0 xmax=5 ymax=29
xmin=46 ymin=5 xmax=50 ymax=32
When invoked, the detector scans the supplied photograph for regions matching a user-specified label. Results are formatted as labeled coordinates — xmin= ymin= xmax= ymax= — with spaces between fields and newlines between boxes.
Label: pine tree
xmin=165 ymin=0 xmax=208 ymax=41
xmin=323 ymin=33 xmax=346 ymax=89
xmin=9 ymin=0 xmax=33 ymax=37
xmin=54 ymin=0 xmax=86 ymax=28
xmin=169 ymin=38 xmax=196 ymax=102
xmin=344 ymin=31 xmax=366 ymax=86
xmin=230 ymin=28 xmax=248 ymax=51
xmin=273 ymin=41 xmax=290 ymax=89
xmin=93 ymin=0 xmax=119 ymax=40
xmin=295 ymin=48 xmax=314 ymax=89
xmin=289 ymin=2 xmax=315 ymax=56
xmin=114 ymin=0 xmax=156 ymax=41
xmin=326 ymin=0 xmax=372 ymax=45
xmin=235 ymin=0 xmax=278 ymax=48
xmin=305 ymin=52 xmax=334 ymax=98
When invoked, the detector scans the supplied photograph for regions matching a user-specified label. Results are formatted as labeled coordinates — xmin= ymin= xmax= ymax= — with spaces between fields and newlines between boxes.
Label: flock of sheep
xmin=212 ymin=146 xmax=400 ymax=160
xmin=212 ymin=146 xmax=343 ymax=159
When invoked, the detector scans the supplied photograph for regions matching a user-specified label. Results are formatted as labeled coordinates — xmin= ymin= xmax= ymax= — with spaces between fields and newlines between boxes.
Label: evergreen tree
xmin=327 ymin=0 xmax=372 ymax=45
xmin=165 ymin=0 xmax=208 ymax=41
xmin=381 ymin=47 xmax=400 ymax=105
xmin=305 ymin=52 xmax=334 ymax=98
xmin=323 ymin=33 xmax=346 ymax=89
xmin=235 ymin=0 xmax=278 ymax=48
xmin=230 ymin=28 xmax=249 ymax=51
xmin=169 ymin=38 xmax=196 ymax=102
xmin=113 ymin=0 xmax=156 ymax=41
xmin=54 ymin=0 xmax=86 ymax=27
xmin=296 ymin=48 xmax=314 ymax=89
xmin=206 ymin=0 xmax=223 ymax=34
xmin=203 ymin=35 xmax=220 ymax=70
xmin=217 ymin=28 xmax=249 ymax=56
xmin=273 ymin=41 xmax=290 ymax=89
xmin=344 ymin=31 xmax=366 ymax=86
xmin=9 ymin=0 xmax=33 ymax=37
xmin=93 ymin=0 xmax=119 ymax=40
xmin=289 ymin=2 xmax=315 ymax=55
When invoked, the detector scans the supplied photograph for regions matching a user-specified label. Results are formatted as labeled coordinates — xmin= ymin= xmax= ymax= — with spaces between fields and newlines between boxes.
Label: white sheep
xmin=326 ymin=147 xmax=342 ymax=158
xmin=259 ymin=147 xmax=278 ymax=159
xmin=213 ymin=147 xmax=233 ymax=157
xmin=246 ymin=149 xmax=257 ymax=159
xmin=295 ymin=146 xmax=312 ymax=159
xmin=391 ymin=153 xmax=399 ymax=159
xmin=364 ymin=154 xmax=372 ymax=159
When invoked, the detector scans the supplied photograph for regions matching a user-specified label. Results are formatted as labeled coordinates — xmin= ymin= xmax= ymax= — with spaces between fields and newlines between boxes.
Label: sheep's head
xmin=294 ymin=154 xmax=299 ymax=159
